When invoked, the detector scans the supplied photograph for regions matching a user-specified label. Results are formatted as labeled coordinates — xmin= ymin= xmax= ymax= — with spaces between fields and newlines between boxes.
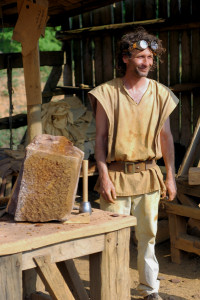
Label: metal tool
xmin=79 ymin=160 xmax=92 ymax=214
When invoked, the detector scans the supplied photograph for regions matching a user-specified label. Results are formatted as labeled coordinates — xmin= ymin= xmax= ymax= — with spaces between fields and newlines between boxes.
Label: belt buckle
xmin=124 ymin=162 xmax=135 ymax=174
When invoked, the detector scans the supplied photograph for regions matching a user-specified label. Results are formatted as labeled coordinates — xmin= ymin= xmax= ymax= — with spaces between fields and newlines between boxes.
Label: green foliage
xmin=0 ymin=127 xmax=27 ymax=149
xmin=0 ymin=28 xmax=22 ymax=53
xmin=39 ymin=27 xmax=62 ymax=51
xmin=0 ymin=27 xmax=62 ymax=53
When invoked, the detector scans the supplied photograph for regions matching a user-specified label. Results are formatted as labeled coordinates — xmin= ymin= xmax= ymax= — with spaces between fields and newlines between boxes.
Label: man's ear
xmin=122 ymin=54 xmax=129 ymax=64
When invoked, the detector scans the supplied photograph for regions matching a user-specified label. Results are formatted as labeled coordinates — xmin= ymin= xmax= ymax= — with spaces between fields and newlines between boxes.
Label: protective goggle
xmin=129 ymin=40 xmax=158 ymax=52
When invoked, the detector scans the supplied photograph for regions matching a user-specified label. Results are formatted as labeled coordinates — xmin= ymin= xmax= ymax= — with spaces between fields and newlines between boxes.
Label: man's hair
xmin=116 ymin=27 xmax=165 ymax=76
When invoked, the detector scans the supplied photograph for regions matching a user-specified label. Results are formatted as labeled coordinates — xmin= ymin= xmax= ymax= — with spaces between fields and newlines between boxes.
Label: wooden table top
xmin=0 ymin=208 xmax=136 ymax=256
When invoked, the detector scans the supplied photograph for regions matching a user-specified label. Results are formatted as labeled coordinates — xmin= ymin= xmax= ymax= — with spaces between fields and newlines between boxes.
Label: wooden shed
xmin=1 ymin=0 xmax=200 ymax=148
xmin=1 ymin=0 xmax=200 ymax=265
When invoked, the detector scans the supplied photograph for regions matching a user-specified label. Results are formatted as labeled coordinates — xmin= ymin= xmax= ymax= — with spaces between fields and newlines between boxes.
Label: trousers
xmin=100 ymin=190 xmax=160 ymax=297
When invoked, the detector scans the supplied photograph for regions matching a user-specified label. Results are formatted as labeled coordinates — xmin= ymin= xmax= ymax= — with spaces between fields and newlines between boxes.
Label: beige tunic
xmin=88 ymin=78 xmax=179 ymax=196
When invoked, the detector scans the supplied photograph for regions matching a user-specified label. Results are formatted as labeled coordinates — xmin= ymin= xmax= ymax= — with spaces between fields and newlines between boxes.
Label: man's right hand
xmin=99 ymin=177 xmax=116 ymax=204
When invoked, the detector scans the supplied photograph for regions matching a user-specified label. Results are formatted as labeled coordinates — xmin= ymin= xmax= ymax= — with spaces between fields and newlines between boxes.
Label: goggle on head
xmin=127 ymin=40 xmax=158 ymax=55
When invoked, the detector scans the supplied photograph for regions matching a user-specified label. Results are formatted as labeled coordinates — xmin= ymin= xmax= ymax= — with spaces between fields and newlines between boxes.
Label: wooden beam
xmin=177 ymin=192 xmax=199 ymax=207
xmin=165 ymin=202 xmax=200 ymax=220
xmin=0 ymin=51 xmax=64 ymax=70
xmin=175 ymin=233 xmax=200 ymax=256
xmin=42 ymin=65 xmax=62 ymax=104
xmin=56 ymin=18 xmax=165 ymax=40
xmin=34 ymin=255 xmax=75 ymax=300
xmin=23 ymin=44 xmax=42 ymax=143
xmin=22 ymin=235 xmax=104 ymax=270
xmin=56 ymin=18 xmax=200 ymax=41
xmin=188 ymin=167 xmax=200 ymax=185
xmin=176 ymin=177 xmax=200 ymax=198
xmin=177 ymin=116 xmax=200 ymax=177
xmin=0 ymin=113 xmax=27 ymax=130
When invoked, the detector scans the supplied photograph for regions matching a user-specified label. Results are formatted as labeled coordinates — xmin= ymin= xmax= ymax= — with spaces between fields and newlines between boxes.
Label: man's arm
xmin=95 ymin=100 xmax=116 ymax=203
xmin=160 ymin=117 xmax=177 ymax=201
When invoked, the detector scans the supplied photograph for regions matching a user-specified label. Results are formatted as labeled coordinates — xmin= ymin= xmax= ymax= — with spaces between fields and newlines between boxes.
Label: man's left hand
xmin=164 ymin=177 xmax=177 ymax=201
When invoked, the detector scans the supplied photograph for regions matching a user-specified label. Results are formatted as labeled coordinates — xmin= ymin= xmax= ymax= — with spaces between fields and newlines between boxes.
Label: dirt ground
xmin=1 ymin=71 xmax=200 ymax=300
xmin=74 ymin=193 xmax=200 ymax=300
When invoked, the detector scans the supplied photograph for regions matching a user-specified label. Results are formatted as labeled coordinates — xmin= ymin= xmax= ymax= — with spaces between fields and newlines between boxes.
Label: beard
xmin=135 ymin=66 xmax=151 ymax=77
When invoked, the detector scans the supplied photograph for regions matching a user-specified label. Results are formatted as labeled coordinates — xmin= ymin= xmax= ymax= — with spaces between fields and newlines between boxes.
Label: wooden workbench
xmin=0 ymin=208 xmax=136 ymax=300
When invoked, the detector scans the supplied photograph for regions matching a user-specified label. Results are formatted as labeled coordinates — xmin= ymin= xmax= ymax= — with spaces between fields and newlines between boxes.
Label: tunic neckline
xmin=120 ymin=78 xmax=151 ymax=106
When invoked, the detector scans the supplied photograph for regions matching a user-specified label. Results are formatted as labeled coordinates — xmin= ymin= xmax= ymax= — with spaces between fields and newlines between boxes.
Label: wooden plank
xmin=177 ymin=116 xmax=200 ymax=176
xmin=57 ymin=260 xmax=89 ymax=300
xmin=0 ymin=253 xmax=22 ymax=300
xmin=0 ymin=51 xmax=64 ymax=70
xmin=82 ymin=12 xmax=93 ymax=106
xmin=71 ymin=15 xmax=82 ymax=89
xmin=175 ymin=233 xmax=200 ymax=256
xmin=62 ymin=21 xmax=73 ymax=88
xmin=192 ymin=0 xmax=200 ymax=129
xmin=176 ymin=177 xmax=200 ymax=197
xmin=82 ymin=12 xmax=93 ymax=86
xmin=168 ymin=213 xmax=186 ymax=263
xmin=93 ymin=6 xmax=112 ymax=86
xmin=177 ymin=191 xmax=199 ymax=207
xmin=22 ymin=235 xmax=104 ymax=270
xmin=158 ymin=0 xmax=168 ymax=84
xmin=34 ymin=255 xmax=75 ymax=300
xmin=42 ymin=66 xmax=62 ymax=104
xmin=101 ymin=6 xmax=113 ymax=83
xmin=90 ymin=228 xmax=130 ymax=300
xmin=165 ymin=202 xmax=200 ymax=220
xmin=0 ymin=209 xmax=136 ymax=256
xmin=124 ymin=0 xmax=134 ymax=22
xmin=113 ymin=1 xmax=122 ymax=24
xmin=56 ymin=19 xmax=165 ymax=41
xmin=188 ymin=167 xmax=200 ymax=185
xmin=180 ymin=0 xmax=192 ymax=147
xmin=134 ymin=0 xmax=146 ymax=21
xmin=180 ymin=33 xmax=192 ymax=147
xmin=158 ymin=0 xmax=168 ymax=19
xmin=169 ymin=0 xmax=180 ymax=143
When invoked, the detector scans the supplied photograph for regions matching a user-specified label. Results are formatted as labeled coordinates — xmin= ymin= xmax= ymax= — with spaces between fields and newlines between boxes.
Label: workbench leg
xmin=168 ymin=213 xmax=187 ymax=264
xmin=0 ymin=253 xmax=22 ymax=300
xmin=34 ymin=254 xmax=75 ymax=300
xmin=90 ymin=228 xmax=130 ymax=300
xmin=23 ymin=268 xmax=46 ymax=299
xmin=57 ymin=259 xmax=89 ymax=300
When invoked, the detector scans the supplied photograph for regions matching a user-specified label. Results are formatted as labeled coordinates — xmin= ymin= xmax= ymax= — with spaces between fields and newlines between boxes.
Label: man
xmin=88 ymin=27 xmax=179 ymax=300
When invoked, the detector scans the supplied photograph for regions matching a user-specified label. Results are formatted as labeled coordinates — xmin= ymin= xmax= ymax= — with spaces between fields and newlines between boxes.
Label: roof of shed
xmin=0 ymin=0 xmax=120 ymax=28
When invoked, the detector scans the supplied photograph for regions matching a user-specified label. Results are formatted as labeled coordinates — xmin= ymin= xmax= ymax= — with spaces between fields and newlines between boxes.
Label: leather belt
xmin=107 ymin=159 xmax=156 ymax=174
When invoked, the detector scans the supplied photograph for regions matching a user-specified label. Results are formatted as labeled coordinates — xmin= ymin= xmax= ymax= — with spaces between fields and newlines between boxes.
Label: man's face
xmin=123 ymin=48 xmax=154 ymax=78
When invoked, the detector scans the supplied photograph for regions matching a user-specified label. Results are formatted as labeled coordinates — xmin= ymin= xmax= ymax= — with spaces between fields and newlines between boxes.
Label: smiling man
xmin=88 ymin=27 xmax=179 ymax=300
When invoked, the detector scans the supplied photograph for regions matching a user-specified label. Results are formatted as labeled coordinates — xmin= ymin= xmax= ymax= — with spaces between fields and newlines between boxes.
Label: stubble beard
xmin=135 ymin=67 xmax=150 ymax=78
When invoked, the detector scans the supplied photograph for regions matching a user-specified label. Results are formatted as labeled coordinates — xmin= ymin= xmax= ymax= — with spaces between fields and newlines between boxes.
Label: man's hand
xmin=99 ymin=177 xmax=116 ymax=204
xmin=164 ymin=176 xmax=177 ymax=201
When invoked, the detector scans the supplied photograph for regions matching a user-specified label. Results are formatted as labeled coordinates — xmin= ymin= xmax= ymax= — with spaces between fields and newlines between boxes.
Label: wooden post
xmin=22 ymin=44 xmax=42 ymax=144
xmin=90 ymin=228 xmax=130 ymax=300
xmin=0 ymin=253 xmax=22 ymax=300
xmin=168 ymin=213 xmax=187 ymax=263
